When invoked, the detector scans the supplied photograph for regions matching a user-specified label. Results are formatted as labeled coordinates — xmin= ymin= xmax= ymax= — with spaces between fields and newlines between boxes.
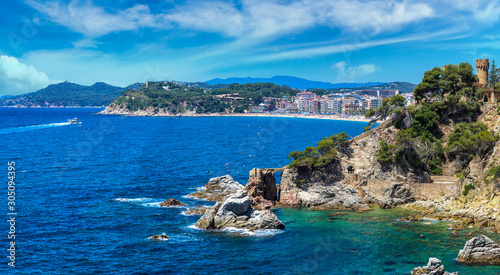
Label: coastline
xmin=193 ymin=113 xmax=378 ymax=123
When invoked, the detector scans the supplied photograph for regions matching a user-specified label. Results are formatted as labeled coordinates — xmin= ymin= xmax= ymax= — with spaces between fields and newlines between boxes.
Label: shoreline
xmin=99 ymin=109 xmax=380 ymax=123
xmin=193 ymin=113 xmax=377 ymax=123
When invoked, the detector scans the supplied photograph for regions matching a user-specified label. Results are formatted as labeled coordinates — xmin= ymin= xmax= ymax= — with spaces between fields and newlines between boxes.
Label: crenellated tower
xmin=476 ymin=59 xmax=489 ymax=86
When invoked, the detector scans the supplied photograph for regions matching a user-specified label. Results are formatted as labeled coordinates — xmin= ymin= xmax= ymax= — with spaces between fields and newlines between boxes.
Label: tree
xmin=413 ymin=67 xmax=442 ymax=102
xmin=490 ymin=60 xmax=500 ymax=88
xmin=365 ymin=94 xmax=406 ymax=121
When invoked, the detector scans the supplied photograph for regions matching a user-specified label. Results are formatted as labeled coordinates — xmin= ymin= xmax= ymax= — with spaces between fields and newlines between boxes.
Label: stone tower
xmin=476 ymin=59 xmax=489 ymax=86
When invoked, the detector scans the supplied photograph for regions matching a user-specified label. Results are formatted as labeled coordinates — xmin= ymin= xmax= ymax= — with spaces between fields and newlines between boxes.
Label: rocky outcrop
xmin=188 ymin=175 xmax=244 ymax=202
xmin=99 ymin=103 xmax=198 ymax=116
xmin=244 ymin=168 xmax=279 ymax=208
xmin=195 ymin=190 xmax=285 ymax=230
xmin=159 ymin=198 xmax=185 ymax=207
xmin=410 ymin=257 xmax=458 ymax=275
xmin=279 ymin=164 xmax=370 ymax=210
xmin=457 ymin=235 xmax=500 ymax=264
xmin=379 ymin=182 xmax=415 ymax=208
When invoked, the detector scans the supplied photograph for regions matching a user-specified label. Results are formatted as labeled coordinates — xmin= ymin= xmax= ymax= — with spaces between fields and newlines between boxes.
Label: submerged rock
xmin=195 ymin=190 xmax=285 ymax=230
xmin=188 ymin=175 xmax=244 ymax=202
xmin=151 ymin=233 xmax=170 ymax=240
xmin=457 ymin=235 xmax=500 ymax=265
xmin=159 ymin=198 xmax=185 ymax=207
xmin=410 ymin=257 xmax=458 ymax=274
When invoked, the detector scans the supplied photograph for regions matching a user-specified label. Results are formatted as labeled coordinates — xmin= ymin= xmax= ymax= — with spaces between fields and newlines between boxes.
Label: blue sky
xmin=1 ymin=0 xmax=500 ymax=95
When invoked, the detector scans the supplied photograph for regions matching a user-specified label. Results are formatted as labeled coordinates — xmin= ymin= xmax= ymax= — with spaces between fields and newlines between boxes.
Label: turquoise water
xmin=1 ymin=107 xmax=499 ymax=274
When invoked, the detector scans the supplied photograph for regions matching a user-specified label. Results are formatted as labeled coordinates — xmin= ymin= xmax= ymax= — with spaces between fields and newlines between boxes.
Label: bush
xmin=446 ymin=122 xmax=499 ymax=168
xmin=376 ymin=140 xmax=395 ymax=164
xmin=462 ymin=184 xmax=475 ymax=196
xmin=488 ymin=165 xmax=500 ymax=179
xmin=288 ymin=132 xmax=349 ymax=168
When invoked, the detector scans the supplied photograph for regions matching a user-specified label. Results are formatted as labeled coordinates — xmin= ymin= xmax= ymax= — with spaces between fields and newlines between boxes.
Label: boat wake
xmin=0 ymin=122 xmax=71 ymax=134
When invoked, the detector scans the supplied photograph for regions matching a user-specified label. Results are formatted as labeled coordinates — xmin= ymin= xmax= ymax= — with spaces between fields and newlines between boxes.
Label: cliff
xmin=278 ymin=102 xmax=500 ymax=231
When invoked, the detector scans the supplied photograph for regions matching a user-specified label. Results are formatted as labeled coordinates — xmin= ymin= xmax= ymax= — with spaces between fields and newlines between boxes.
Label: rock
xmin=184 ymin=206 xmax=208 ymax=215
xmin=159 ymin=198 xmax=185 ymax=207
xmin=188 ymin=175 xmax=244 ymax=202
xmin=195 ymin=190 xmax=285 ymax=230
xmin=457 ymin=235 xmax=500 ymax=264
xmin=151 ymin=233 xmax=170 ymax=240
xmin=381 ymin=182 xmax=415 ymax=208
xmin=245 ymin=168 xmax=278 ymax=208
xmin=410 ymin=257 xmax=458 ymax=275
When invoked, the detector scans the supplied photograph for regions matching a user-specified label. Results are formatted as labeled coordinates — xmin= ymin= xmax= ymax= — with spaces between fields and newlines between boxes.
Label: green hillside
xmin=112 ymin=81 xmax=299 ymax=114
xmin=0 ymin=82 xmax=125 ymax=107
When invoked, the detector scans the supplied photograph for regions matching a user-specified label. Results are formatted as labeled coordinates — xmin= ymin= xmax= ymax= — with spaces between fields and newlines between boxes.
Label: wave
xmin=0 ymin=122 xmax=71 ymax=134
xmin=183 ymin=194 xmax=208 ymax=201
xmin=187 ymin=224 xmax=284 ymax=237
xmin=115 ymin=197 xmax=188 ymax=208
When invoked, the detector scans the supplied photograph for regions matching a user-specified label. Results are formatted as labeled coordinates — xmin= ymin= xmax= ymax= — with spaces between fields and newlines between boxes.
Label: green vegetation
xmin=376 ymin=140 xmax=396 ymax=164
xmin=490 ymin=60 xmax=499 ymax=87
xmin=462 ymin=184 xmax=475 ymax=196
xmin=488 ymin=165 xmax=500 ymax=179
xmin=0 ymin=82 xmax=125 ymax=107
xmin=113 ymin=81 xmax=299 ymax=114
xmin=288 ymin=132 xmax=349 ymax=168
xmin=445 ymin=122 xmax=498 ymax=168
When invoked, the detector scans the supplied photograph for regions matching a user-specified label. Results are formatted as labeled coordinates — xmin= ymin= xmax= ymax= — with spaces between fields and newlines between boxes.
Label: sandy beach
xmin=187 ymin=112 xmax=379 ymax=123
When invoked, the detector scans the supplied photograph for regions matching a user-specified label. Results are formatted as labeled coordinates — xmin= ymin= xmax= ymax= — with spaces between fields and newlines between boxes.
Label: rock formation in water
xmin=195 ymin=190 xmax=285 ymax=230
xmin=188 ymin=175 xmax=244 ymax=202
xmin=159 ymin=198 xmax=185 ymax=207
xmin=410 ymin=257 xmax=458 ymax=275
xmin=457 ymin=235 xmax=500 ymax=264
xmin=244 ymin=168 xmax=279 ymax=208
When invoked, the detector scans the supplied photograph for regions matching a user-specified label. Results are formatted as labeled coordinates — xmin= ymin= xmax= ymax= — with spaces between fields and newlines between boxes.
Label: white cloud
xmin=0 ymin=55 xmax=54 ymax=95
xmin=332 ymin=61 xmax=379 ymax=82
xmin=27 ymin=0 xmax=166 ymax=38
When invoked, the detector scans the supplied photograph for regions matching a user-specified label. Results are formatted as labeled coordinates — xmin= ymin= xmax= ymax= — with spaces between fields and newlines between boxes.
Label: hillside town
xmin=250 ymin=89 xmax=415 ymax=115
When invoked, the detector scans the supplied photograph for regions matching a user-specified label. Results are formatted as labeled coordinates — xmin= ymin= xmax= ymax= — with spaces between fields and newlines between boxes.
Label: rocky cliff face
xmin=279 ymin=120 xmax=416 ymax=210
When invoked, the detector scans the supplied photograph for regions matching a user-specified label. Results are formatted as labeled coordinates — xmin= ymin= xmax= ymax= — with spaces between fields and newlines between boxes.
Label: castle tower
xmin=476 ymin=59 xmax=489 ymax=86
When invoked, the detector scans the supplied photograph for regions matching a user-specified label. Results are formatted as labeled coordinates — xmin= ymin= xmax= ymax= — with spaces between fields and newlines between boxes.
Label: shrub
xmin=376 ymin=140 xmax=395 ymax=164
xmin=446 ymin=122 xmax=499 ymax=168
xmin=462 ymin=184 xmax=475 ymax=196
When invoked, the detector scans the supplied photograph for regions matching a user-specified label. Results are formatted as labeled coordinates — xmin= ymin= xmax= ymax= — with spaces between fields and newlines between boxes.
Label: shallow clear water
xmin=1 ymin=107 xmax=499 ymax=274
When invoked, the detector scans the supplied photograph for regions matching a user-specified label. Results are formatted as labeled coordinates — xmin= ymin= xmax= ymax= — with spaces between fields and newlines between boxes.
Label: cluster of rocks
xmin=410 ymin=257 xmax=457 ymax=275
xmin=186 ymin=174 xmax=285 ymax=231
xmin=195 ymin=190 xmax=285 ymax=230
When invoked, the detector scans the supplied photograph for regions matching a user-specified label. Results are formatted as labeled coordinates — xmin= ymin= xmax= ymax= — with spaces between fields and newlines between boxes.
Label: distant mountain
xmin=330 ymin=82 xmax=417 ymax=94
xmin=0 ymin=82 xmax=125 ymax=107
xmin=205 ymin=75 xmax=385 ymax=90
xmin=0 ymin=95 xmax=14 ymax=99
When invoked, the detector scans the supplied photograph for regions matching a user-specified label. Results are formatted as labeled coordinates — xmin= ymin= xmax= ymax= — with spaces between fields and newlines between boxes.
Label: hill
xmin=206 ymin=75 xmax=385 ymax=90
xmin=0 ymin=82 xmax=125 ymax=107
xmin=100 ymin=81 xmax=299 ymax=115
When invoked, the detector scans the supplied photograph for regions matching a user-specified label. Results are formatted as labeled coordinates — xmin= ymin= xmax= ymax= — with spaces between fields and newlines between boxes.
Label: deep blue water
xmin=1 ymin=108 xmax=500 ymax=274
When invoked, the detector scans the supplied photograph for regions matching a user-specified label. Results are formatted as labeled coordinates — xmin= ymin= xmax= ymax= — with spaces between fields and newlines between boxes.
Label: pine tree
xmin=489 ymin=60 xmax=500 ymax=87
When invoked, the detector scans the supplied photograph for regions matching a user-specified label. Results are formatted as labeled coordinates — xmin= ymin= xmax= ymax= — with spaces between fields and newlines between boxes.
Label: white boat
xmin=67 ymin=117 xmax=82 ymax=125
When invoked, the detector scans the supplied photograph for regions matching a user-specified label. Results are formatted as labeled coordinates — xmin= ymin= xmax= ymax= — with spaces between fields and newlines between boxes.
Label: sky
xmin=1 ymin=0 xmax=500 ymax=96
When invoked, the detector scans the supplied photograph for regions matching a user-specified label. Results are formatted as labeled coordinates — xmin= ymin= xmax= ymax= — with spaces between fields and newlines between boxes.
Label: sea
xmin=1 ymin=107 xmax=500 ymax=274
